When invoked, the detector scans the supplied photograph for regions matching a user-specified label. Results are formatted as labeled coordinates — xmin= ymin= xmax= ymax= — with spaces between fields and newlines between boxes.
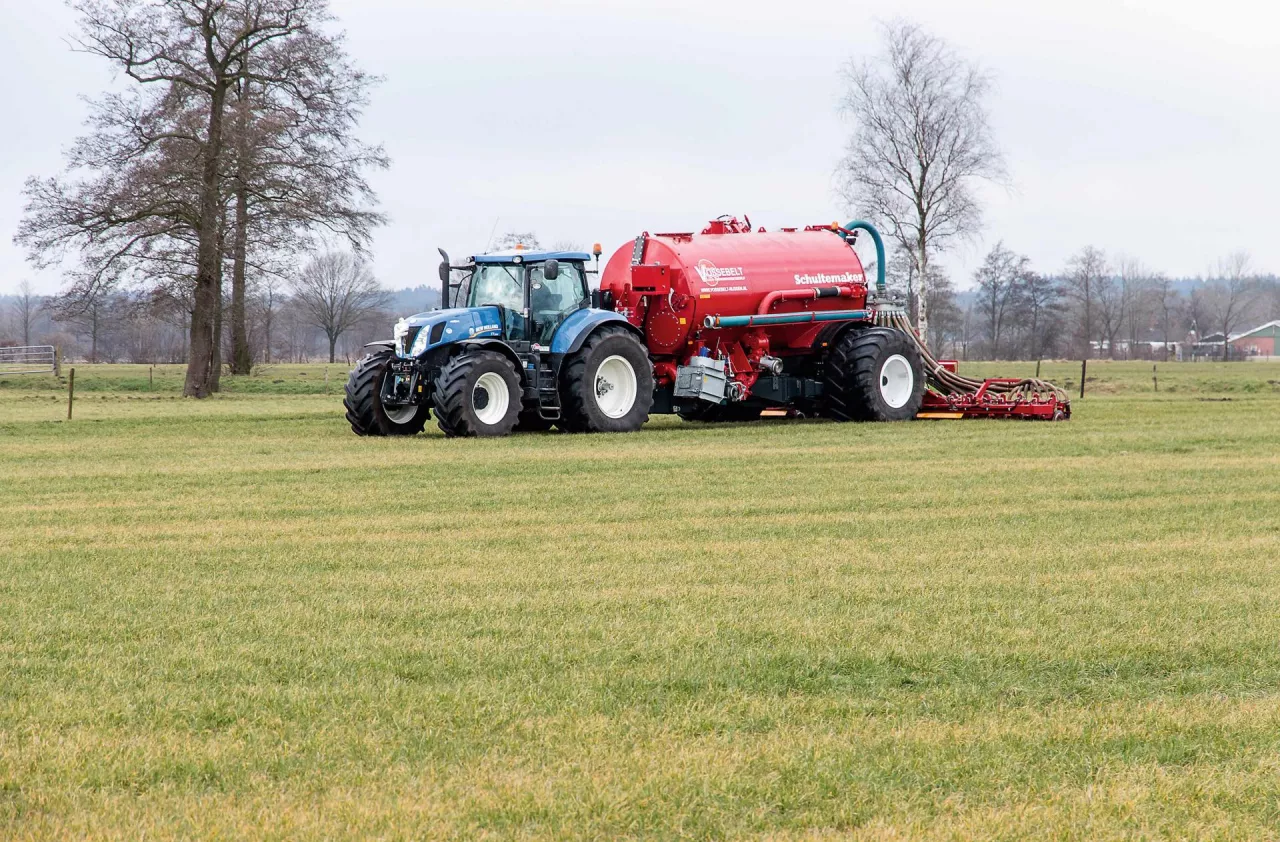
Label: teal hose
xmin=840 ymin=220 xmax=886 ymax=295
xmin=705 ymin=310 xmax=872 ymax=329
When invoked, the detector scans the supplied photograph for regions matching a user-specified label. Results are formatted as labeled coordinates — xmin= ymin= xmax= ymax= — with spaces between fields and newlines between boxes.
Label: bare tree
xmin=16 ymin=1 xmax=382 ymax=397
xmin=492 ymin=231 xmax=541 ymax=251
xmin=1149 ymin=273 xmax=1181 ymax=361
xmin=1204 ymin=252 xmax=1258 ymax=361
xmin=1115 ymin=257 xmax=1154 ymax=360
xmin=12 ymin=281 xmax=41 ymax=347
xmin=222 ymin=22 xmax=387 ymax=375
xmin=291 ymin=251 xmax=387 ymax=363
xmin=1013 ymin=269 xmax=1063 ymax=362
xmin=972 ymin=243 xmax=1024 ymax=359
xmin=838 ymin=20 xmax=1006 ymax=340
xmin=1064 ymin=247 xmax=1109 ymax=359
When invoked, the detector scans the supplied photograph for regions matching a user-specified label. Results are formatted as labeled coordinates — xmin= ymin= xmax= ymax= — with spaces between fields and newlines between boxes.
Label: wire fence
xmin=0 ymin=345 xmax=57 ymax=376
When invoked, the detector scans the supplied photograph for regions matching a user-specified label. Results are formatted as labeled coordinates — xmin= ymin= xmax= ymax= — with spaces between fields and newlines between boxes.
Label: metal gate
xmin=0 ymin=345 xmax=57 ymax=376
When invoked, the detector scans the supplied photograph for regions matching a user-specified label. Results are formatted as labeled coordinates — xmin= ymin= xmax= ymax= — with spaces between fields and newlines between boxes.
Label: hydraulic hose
xmin=840 ymin=220 xmax=887 ymax=295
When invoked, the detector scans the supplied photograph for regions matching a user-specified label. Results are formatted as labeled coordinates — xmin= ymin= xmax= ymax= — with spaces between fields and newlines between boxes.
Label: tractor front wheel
xmin=344 ymin=349 xmax=431 ymax=437
xmin=825 ymin=327 xmax=925 ymax=422
xmin=433 ymin=351 xmax=523 ymax=438
xmin=558 ymin=327 xmax=655 ymax=433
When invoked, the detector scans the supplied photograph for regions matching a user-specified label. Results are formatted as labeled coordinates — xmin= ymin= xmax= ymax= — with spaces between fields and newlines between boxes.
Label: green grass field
xmin=2 ymin=361 xmax=1279 ymax=840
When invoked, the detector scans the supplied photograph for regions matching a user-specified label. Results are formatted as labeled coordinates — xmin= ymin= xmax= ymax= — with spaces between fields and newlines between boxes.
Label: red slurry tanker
xmin=345 ymin=216 xmax=1068 ymax=438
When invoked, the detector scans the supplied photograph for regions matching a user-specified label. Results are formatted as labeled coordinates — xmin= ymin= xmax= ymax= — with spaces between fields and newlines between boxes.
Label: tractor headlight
xmin=410 ymin=326 xmax=433 ymax=356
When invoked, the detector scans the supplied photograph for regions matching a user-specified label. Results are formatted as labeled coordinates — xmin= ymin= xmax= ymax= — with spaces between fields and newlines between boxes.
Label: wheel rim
xmin=472 ymin=371 xmax=510 ymax=425
xmin=381 ymin=372 xmax=419 ymax=425
xmin=879 ymin=354 xmax=914 ymax=409
xmin=595 ymin=355 xmax=638 ymax=419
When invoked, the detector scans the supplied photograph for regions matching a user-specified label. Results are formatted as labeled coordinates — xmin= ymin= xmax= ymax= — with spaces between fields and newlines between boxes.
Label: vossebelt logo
xmin=794 ymin=272 xmax=864 ymax=286
xmin=695 ymin=260 xmax=746 ymax=287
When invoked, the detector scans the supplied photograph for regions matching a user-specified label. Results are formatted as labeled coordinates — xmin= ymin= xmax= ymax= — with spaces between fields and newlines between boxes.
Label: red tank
xmin=599 ymin=217 xmax=873 ymax=389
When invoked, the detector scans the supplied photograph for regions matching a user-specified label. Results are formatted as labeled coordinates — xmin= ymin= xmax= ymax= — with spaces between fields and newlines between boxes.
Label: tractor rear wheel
xmin=558 ymin=327 xmax=655 ymax=433
xmin=825 ymin=327 xmax=924 ymax=422
xmin=433 ymin=351 xmax=523 ymax=438
xmin=344 ymin=349 xmax=431 ymax=437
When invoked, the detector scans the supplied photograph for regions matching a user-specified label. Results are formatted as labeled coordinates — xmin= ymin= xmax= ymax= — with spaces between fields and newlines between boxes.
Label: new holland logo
xmin=694 ymin=260 xmax=746 ymax=287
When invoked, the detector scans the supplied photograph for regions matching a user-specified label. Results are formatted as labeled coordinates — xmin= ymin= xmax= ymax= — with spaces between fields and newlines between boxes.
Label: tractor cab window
xmin=529 ymin=261 xmax=587 ymax=344
xmin=468 ymin=264 xmax=525 ymax=311
xmin=469 ymin=263 xmax=528 ymax=340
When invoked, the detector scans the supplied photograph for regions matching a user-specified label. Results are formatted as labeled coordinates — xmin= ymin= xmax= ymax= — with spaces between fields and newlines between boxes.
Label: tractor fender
xmin=552 ymin=310 xmax=643 ymax=356
xmin=364 ymin=339 xmax=397 ymax=350
xmin=456 ymin=339 xmax=527 ymax=383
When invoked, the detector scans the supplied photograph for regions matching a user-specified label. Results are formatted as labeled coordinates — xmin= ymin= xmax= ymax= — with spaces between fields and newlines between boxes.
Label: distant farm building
xmin=1230 ymin=320 xmax=1279 ymax=359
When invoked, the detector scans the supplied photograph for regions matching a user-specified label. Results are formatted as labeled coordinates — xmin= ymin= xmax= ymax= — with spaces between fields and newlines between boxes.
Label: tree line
xmin=898 ymin=245 xmax=1280 ymax=362
xmin=0 ymin=263 xmax=442 ymax=365
xmin=14 ymin=0 xmax=386 ymax=395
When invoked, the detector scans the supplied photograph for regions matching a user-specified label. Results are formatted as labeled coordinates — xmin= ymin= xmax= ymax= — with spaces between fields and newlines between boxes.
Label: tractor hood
xmin=395 ymin=306 xmax=504 ymax=358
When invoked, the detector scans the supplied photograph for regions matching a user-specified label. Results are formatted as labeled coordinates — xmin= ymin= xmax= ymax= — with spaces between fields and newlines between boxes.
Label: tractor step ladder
xmin=536 ymin=359 xmax=561 ymax=420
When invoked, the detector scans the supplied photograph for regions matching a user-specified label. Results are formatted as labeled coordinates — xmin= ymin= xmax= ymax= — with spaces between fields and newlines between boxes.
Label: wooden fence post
xmin=67 ymin=368 xmax=76 ymax=421
xmin=1153 ymin=364 xmax=1158 ymax=393
xmin=1035 ymin=359 xmax=1042 ymax=379
xmin=54 ymin=347 xmax=62 ymax=378
xmin=1079 ymin=360 xmax=1087 ymax=399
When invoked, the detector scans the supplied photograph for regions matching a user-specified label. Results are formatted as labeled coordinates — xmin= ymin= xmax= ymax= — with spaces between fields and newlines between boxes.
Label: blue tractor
xmin=344 ymin=248 xmax=655 ymax=437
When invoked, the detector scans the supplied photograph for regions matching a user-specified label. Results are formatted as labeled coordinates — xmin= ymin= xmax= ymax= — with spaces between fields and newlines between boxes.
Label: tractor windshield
xmin=468 ymin=265 xmax=524 ymax=310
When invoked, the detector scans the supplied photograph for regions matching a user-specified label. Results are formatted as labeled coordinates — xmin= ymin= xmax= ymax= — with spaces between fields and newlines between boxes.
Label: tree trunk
xmin=184 ymin=83 xmax=229 ymax=399
xmin=329 ymin=334 xmax=337 ymax=365
xmin=230 ymin=185 xmax=252 ymax=375
xmin=211 ymin=285 xmax=224 ymax=391
xmin=264 ymin=305 xmax=273 ymax=364
xmin=210 ymin=199 xmax=229 ymax=393
xmin=916 ymin=238 xmax=930 ymax=342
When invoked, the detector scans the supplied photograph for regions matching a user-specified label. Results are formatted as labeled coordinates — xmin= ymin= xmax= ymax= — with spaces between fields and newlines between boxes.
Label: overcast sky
xmin=2 ymin=0 xmax=1278 ymax=296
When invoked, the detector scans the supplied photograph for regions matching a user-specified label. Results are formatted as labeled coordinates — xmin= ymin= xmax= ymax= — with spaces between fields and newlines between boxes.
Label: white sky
xmin=2 ymin=0 xmax=1278 ymax=296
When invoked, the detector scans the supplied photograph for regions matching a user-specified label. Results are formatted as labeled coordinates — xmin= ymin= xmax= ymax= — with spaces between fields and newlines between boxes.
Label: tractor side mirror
xmin=543 ymin=259 xmax=560 ymax=281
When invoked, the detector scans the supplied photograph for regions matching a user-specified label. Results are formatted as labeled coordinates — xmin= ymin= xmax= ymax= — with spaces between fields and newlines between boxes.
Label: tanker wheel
xmin=433 ymin=350 xmax=522 ymax=438
xmin=344 ymin=349 xmax=431 ymax=437
xmin=825 ymin=327 xmax=925 ymax=422
xmin=558 ymin=327 xmax=655 ymax=433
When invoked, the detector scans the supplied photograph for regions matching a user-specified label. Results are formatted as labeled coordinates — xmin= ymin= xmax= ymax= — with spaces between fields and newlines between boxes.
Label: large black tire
xmin=433 ymin=351 xmax=523 ymax=438
xmin=825 ymin=327 xmax=925 ymax=422
xmin=344 ymin=350 xmax=430 ymax=437
xmin=558 ymin=327 xmax=655 ymax=433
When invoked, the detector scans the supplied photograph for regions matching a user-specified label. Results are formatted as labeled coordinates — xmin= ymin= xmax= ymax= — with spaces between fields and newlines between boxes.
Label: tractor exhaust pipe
xmin=438 ymin=249 xmax=452 ymax=309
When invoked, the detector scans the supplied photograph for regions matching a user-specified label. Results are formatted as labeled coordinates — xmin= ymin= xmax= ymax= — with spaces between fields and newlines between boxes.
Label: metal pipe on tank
xmin=757 ymin=285 xmax=855 ymax=315
xmin=703 ymin=310 xmax=872 ymax=329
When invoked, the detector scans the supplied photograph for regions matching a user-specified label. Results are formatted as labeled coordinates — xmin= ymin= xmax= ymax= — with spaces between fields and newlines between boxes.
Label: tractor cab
xmin=459 ymin=251 xmax=592 ymax=345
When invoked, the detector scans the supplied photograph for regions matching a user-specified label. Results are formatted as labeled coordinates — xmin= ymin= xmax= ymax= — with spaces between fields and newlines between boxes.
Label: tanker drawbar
xmin=346 ymin=217 xmax=1068 ymax=439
